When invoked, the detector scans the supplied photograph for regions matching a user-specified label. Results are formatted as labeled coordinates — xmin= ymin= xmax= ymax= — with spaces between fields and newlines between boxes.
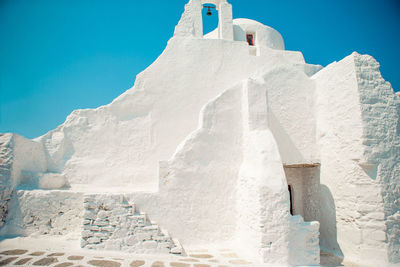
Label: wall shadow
xmin=319 ymin=184 xmax=344 ymax=266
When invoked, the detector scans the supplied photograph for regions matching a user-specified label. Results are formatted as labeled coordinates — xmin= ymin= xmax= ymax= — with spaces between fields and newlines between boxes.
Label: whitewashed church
xmin=0 ymin=1 xmax=399 ymax=266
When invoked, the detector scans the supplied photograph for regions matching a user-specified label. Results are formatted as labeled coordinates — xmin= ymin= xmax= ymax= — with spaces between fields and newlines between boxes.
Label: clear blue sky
xmin=1 ymin=0 xmax=399 ymax=139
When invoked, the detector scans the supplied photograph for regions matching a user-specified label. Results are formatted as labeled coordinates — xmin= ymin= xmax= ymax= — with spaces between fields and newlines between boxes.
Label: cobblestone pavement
xmin=0 ymin=248 xmax=255 ymax=267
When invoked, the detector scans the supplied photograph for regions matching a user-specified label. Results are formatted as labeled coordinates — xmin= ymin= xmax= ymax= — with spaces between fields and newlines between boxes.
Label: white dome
xmin=233 ymin=18 xmax=285 ymax=50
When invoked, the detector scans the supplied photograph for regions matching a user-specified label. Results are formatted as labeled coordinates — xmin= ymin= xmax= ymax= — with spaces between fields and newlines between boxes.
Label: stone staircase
xmin=80 ymin=194 xmax=183 ymax=255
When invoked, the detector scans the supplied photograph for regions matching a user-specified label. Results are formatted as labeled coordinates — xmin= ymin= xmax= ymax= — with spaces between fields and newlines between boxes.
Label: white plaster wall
xmin=130 ymin=77 xmax=320 ymax=265
xmin=174 ymin=0 xmax=203 ymax=38
xmin=285 ymin=168 xmax=305 ymax=216
xmin=313 ymin=53 xmax=397 ymax=266
xmin=132 ymin=83 xmax=243 ymax=247
xmin=35 ymin=34 xmax=314 ymax=191
xmin=233 ymin=19 xmax=285 ymax=50
xmin=218 ymin=1 xmax=233 ymax=40
xmin=0 ymin=134 xmax=47 ymax=229
xmin=0 ymin=190 xmax=84 ymax=237
xmin=263 ymin=67 xmax=319 ymax=164
xmin=289 ymin=215 xmax=320 ymax=266
xmin=284 ymin=166 xmax=320 ymax=222
xmin=236 ymin=79 xmax=292 ymax=265
xmin=353 ymin=54 xmax=400 ymax=265
xmin=12 ymin=134 xmax=47 ymax=187
xmin=0 ymin=134 xmax=14 ymax=228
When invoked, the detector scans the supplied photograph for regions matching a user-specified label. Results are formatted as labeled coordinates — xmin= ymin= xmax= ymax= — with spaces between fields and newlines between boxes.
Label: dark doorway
xmin=288 ymin=185 xmax=294 ymax=215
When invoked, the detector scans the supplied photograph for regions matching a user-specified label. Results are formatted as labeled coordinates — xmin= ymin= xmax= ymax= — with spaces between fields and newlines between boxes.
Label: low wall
xmin=81 ymin=194 xmax=182 ymax=254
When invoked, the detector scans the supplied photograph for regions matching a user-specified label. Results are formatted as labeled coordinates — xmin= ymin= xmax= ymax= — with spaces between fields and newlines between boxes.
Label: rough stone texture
xmin=88 ymin=259 xmax=121 ymax=267
xmin=30 ymin=251 xmax=45 ymax=256
xmin=33 ymin=257 xmax=58 ymax=266
xmin=170 ymin=263 xmax=189 ymax=267
xmin=0 ymin=190 xmax=83 ymax=237
xmin=0 ymin=134 xmax=14 ymax=228
xmin=354 ymin=54 xmax=400 ymax=265
xmin=0 ymin=256 xmax=18 ymax=266
xmin=130 ymin=260 xmax=145 ymax=267
xmin=174 ymin=0 xmax=202 ymax=38
xmin=81 ymin=194 xmax=181 ymax=254
xmin=14 ymin=257 xmax=33 ymax=265
xmin=313 ymin=52 xmax=400 ymax=266
xmin=67 ymin=255 xmax=84 ymax=260
xmin=151 ymin=261 xmax=165 ymax=267
xmin=0 ymin=133 xmax=47 ymax=228
xmin=48 ymin=253 xmax=65 ymax=256
xmin=0 ymin=1 xmax=398 ymax=266
xmin=54 ymin=263 xmax=74 ymax=267
xmin=0 ymin=249 xmax=27 ymax=255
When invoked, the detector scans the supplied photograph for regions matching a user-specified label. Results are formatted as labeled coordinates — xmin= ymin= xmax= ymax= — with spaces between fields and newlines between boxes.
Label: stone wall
xmin=354 ymin=53 xmax=400 ymax=264
xmin=0 ymin=190 xmax=84 ymax=237
xmin=0 ymin=134 xmax=14 ymax=228
xmin=81 ymin=194 xmax=182 ymax=254
xmin=313 ymin=52 xmax=398 ymax=266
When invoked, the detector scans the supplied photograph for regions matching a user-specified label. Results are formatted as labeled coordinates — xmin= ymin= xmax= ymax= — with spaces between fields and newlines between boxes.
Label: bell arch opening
xmin=202 ymin=3 xmax=219 ymax=35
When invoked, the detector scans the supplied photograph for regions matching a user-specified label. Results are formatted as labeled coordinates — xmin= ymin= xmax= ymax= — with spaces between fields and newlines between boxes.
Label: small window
xmin=246 ymin=33 xmax=255 ymax=46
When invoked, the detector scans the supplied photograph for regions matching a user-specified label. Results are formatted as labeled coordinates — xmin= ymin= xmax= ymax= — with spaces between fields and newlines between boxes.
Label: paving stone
xmin=189 ymin=249 xmax=208 ymax=253
xmin=170 ymin=262 xmax=190 ymax=267
xmin=48 ymin=252 xmax=65 ymax=257
xmin=30 ymin=251 xmax=46 ymax=256
xmin=0 ymin=249 xmax=28 ymax=255
xmin=189 ymin=254 xmax=213 ymax=259
xmin=194 ymin=264 xmax=211 ymax=267
xmin=151 ymin=261 xmax=165 ymax=267
xmin=67 ymin=255 xmax=84 ymax=260
xmin=218 ymin=265 xmax=229 ymax=267
xmin=54 ymin=262 xmax=74 ymax=267
xmin=228 ymin=259 xmax=252 ymax=265
xmin=0 ymin=257 xmax=18 ymax=266
xmin=130 ymin=260 xmax=145 ymax=267
xmin=14 ymin=257 xmax=33 ymax=265
xmin=179 ymin=258 xmax=199 ymax=262
xmin=33 ymin=257 xmax=58 ymax=266
xmin=221 ymin=253 xmax=239 ymax=258
xmin=88 ymin=259 xmax=121 ymax=267
xmin=208 ymin=259 xmax=219 ymax=263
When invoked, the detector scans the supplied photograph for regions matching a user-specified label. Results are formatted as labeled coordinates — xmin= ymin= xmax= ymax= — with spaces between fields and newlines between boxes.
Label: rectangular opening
xmin=246 ymin=33 xmax=255 ymax=46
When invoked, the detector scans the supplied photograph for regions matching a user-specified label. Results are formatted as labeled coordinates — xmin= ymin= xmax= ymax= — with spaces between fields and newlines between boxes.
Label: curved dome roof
xmin=233 ymin=18 xmax=285 ymax=50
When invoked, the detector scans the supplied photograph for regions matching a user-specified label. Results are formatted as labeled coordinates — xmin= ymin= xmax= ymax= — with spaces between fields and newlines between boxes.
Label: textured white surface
xmin=80 ymin=194 xmax=180 ymax=254
xmin=0 ymin=0 xmax=399 ymax=266
xmin=0 ymin=190 xmax=84 ymax=237
xmin=34 ymin=36 xmax=315 ymax=191
xmin=313 ymin=52 xmax=399 ymax=266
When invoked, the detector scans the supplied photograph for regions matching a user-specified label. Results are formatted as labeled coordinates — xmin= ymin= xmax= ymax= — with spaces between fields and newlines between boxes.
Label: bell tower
xmin=174 ymin=0 xmax=234 ymax=41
